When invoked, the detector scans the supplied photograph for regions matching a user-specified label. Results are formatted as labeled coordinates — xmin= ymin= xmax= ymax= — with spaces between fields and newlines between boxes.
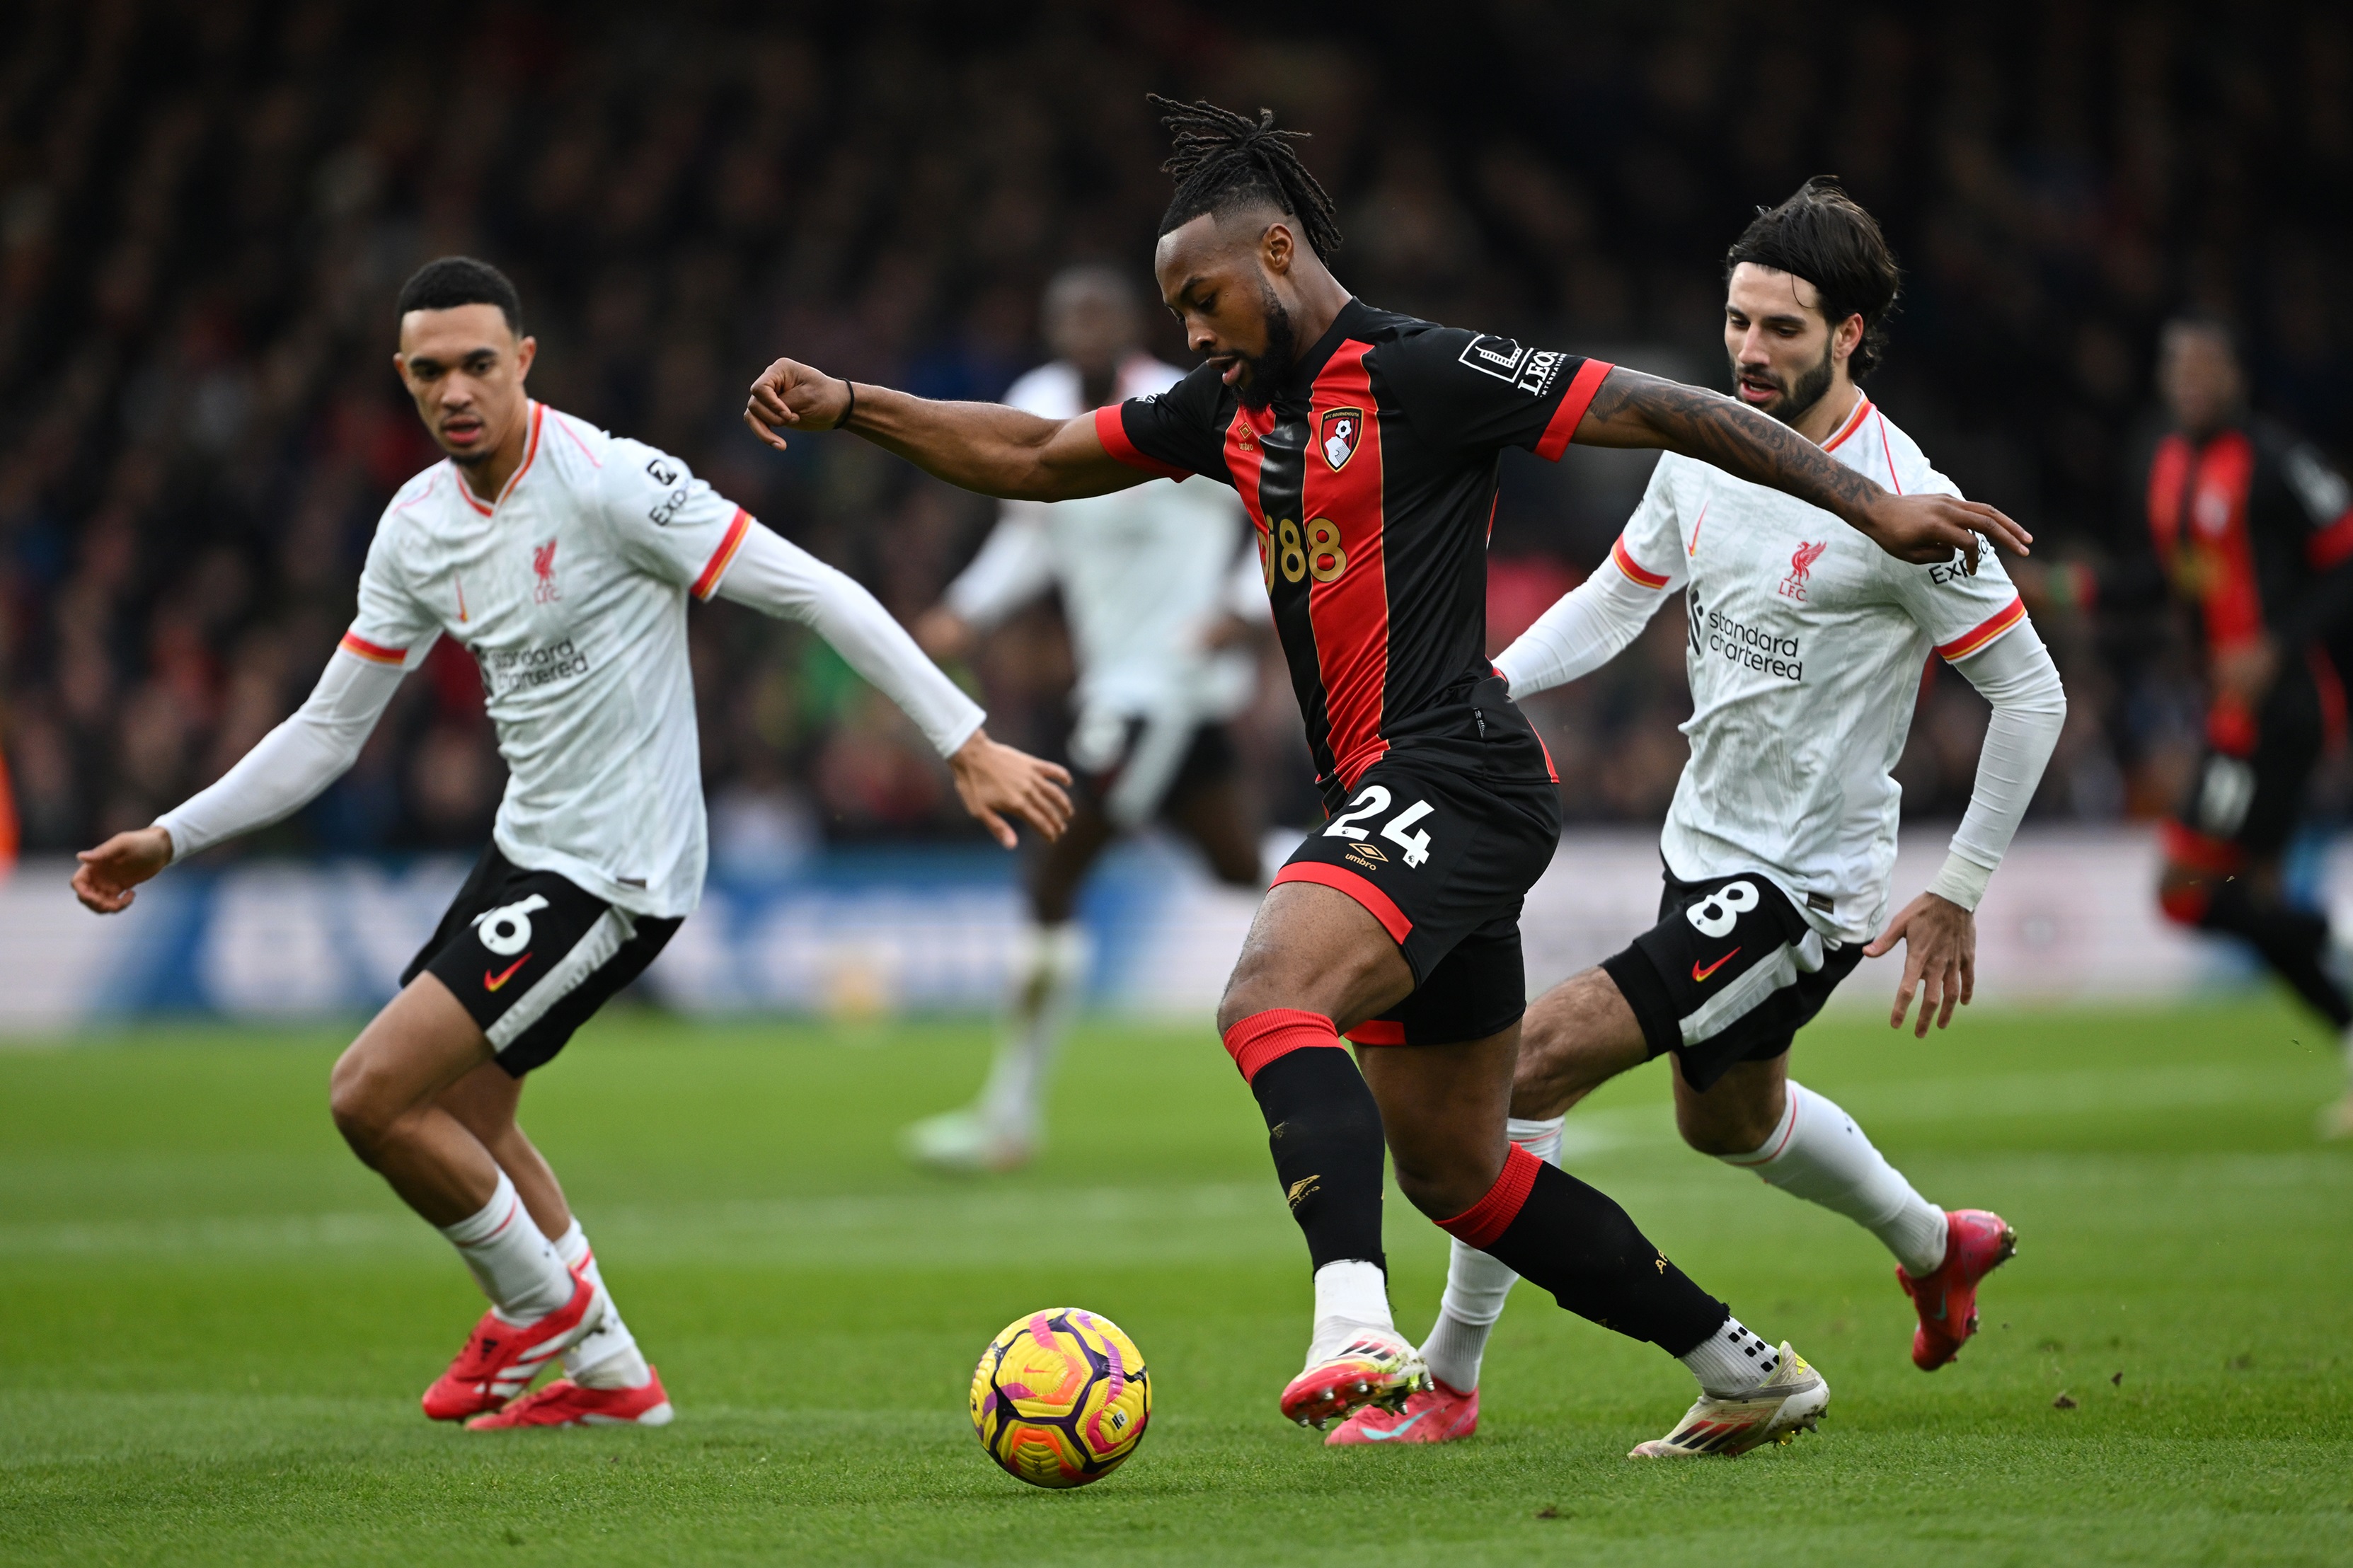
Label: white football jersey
xmin=1610 ymin=397 xmax=2027 ymax=944
xmin=342 ymin=403 xmax=756 ymax=918
xmin=945 ymin=354 xmax=1258 ymax=736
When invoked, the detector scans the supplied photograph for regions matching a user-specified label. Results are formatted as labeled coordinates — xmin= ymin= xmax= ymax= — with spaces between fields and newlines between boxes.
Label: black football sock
xmin=1439 ymin=1144 xmax=1727 ymax=1356
xmin=1222 ymin=1010 xmax=1386 ymax=1272
xmin=2200 ymin=882 xmax=2353 ymax=1027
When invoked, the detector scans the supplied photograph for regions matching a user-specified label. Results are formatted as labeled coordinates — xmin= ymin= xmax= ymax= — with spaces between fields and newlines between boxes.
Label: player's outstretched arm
xmin=70 ymin=650 xmax=407 ymax=913
xmin=1864 ymin=620 xmax=2066 ymax=1036
xmin=947 ymin=730 xmax=1074 ymax=850
xmin=923 ymin=512 xmax=1056 ymax=659
xmin=710 ymin=521 xmax=1074 ymax=846
xmin=743 ymin=359 xmax=1144 ymax=503
xmin=1571 ymin=368 xmax=2032 ymax=569
xmin=1495 ymin=554 xmax=1671 ymax=698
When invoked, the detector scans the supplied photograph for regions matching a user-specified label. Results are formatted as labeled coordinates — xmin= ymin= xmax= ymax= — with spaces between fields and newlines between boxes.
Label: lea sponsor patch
xmin=1456 ymin=335 xmax=1570 ymax=396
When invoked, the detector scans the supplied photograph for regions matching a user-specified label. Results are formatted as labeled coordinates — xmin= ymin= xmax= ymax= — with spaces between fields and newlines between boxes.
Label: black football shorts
xmin=402 ymin=844 xmax=682 ymax=1076
xmin=1070 ymin=713 xmax=1241 ymax=829
xmin=2167 ymin=657 xmax=2330 ymax=870
xmin=1275 ymin=754 xmax=1561 ymax=1048
xmin=1600 ymin=867 xmax=1862 ymax=1093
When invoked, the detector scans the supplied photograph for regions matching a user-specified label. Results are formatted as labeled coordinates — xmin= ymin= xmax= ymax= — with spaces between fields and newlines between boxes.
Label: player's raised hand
xmin=742 ymin=359 xmax=852 ymax=451
xmin=1865 ymin=890 xmax=1977 ymax=1038
xmin=1863 ymin=494 xmax=2033 ymax=572
xmin=948 ymin=729 xmax=1074 ymax=848
xmin=71 ymin=826 xmax=173 ymax=914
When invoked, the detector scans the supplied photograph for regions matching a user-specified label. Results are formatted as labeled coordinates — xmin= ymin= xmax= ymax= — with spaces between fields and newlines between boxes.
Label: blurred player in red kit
xmin=2043 ymin=318 xmax=2353 ymax=1138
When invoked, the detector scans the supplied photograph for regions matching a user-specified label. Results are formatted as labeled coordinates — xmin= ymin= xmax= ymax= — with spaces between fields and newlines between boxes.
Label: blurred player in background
xmin=71 ymin=259 xmax=1071 ymax=1430
xmin=2040 ymin=318 xmax=2353 ymax=1138
xmin=902 ymin=265 xmax=1266 ymax=1173
xmin=1336 ymin=180 xmax=2066 ymax=1445
xmin=749 ymin=100 xmax=2032 ymax=1457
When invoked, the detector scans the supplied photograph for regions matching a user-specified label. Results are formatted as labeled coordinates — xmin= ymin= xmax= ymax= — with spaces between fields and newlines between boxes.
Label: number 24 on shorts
xmin=1323 ymin=785 xmax=1434 ymax=868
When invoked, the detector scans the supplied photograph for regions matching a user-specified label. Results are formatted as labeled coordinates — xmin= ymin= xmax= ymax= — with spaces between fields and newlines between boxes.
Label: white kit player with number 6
xmin=1333 ymin=181 xmax=2068 ymax=1449
xmin=71 ymin=258 xmax=1072 ymax=1431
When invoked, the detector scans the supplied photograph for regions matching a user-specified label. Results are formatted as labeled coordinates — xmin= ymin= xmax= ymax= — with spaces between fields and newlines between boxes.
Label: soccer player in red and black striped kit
xmin=746 ymin=99 xmax=2032 ymax=1456
xmin=2042 ymin=317 xmax=2353 ymax=1138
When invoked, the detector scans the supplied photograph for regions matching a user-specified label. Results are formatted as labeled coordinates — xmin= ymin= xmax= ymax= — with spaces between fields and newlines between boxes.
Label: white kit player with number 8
xmin=1333 ymin=180 xmax=2069 ymax=1450
xmin=71 ymin=258 xmax=1074 ymax=1432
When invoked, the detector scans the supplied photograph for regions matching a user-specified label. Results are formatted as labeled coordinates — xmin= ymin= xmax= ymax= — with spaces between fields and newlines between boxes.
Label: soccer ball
xmin=970 ymin=1308 xmax=1151 ymax=1488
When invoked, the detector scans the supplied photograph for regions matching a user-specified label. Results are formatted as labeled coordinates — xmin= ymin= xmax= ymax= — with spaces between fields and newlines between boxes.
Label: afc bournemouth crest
xmin=1320 ymin=407 xmax=1363 ymax=471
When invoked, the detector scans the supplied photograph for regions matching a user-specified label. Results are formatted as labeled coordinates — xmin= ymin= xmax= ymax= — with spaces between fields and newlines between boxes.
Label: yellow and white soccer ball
xmin=970 ymin=1308 xmax=1151 ymax=1488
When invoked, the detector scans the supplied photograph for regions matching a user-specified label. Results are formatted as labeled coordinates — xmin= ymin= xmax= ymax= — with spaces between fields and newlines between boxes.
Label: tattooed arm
xmin=1572 ymin=368 xmax=2031 ymax=567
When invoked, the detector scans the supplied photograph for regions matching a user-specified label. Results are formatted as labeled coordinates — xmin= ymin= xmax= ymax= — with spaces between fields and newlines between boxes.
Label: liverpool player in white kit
xmin=902 ymin=265 xmax=1266 ymax=1171
xmin=70 ymin=259 xmax=1071 ymax=1430
xmin=1334 ymin=180 xmax=2067 ymax=1446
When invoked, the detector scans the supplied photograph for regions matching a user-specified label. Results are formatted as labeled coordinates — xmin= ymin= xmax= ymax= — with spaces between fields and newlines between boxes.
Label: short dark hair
xmin=1725 ymin=178 xmax=1899 ymax=379
xmin=2162 ymin=311 xmax=2243 ymax=364
xmin=395 ymin=256 xmax=523 ymax=334
xmin=1150 ymin=96 xmax=1344 ymax=262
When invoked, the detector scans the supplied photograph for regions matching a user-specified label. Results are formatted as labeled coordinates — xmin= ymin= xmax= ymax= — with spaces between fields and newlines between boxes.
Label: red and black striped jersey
xmin=2135 ymin=418 xmax=2353 ymax=656
xmin=1096 ymin=299 xmax=1610 ymax=807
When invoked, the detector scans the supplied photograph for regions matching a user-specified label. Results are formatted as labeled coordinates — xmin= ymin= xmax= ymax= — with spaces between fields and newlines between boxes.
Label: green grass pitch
xmin=2 ymin=997 xmax=2349 ymax=1566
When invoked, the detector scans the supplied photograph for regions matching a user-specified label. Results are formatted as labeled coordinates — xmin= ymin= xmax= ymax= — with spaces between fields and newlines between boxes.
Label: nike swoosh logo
xmin=484 ymin=955 xmax=531 ymax=991
xmin=1692 ymin=947 xmax=1740 ymax=983
xmin=1362 ymin=1411 xmax=1431 ymax=1441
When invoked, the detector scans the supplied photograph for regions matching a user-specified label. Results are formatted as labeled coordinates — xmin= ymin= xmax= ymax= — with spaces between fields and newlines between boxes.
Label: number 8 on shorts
xmin=1685 ymin=880 xmax=1758 ymax=939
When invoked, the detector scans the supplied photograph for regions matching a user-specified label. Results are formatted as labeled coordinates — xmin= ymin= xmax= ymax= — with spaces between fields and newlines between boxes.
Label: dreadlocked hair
xmin=1150 ymin=95 xmax=1343 ymax=260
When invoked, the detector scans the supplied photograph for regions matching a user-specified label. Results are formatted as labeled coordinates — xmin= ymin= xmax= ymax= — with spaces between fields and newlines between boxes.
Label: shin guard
xmin=1224 ymin=1010 xmax=1386 ymax=1272
xmin=1439 ymin=1144 xmax=1727 ymax=1355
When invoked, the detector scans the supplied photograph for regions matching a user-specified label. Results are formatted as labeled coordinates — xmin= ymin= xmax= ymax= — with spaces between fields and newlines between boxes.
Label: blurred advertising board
xmin=0 ymin=826 xmax=2290 ymax=1034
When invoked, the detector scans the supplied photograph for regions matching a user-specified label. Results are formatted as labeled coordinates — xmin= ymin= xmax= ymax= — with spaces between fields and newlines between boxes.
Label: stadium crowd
xmin=1 ymin=1 xmax=2349 ymax=864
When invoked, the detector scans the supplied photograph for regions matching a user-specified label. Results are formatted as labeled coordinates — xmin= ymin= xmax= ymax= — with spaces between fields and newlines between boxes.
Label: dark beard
xmin=1746 ymin=337 xmax=1837 ymax=428
xmin=1234 ymin=286 xmax=1299 ymax=411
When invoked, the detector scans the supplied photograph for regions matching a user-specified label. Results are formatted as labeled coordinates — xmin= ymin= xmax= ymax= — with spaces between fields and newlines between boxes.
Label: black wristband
xmin=838 ymin=379 xmax=858 ymax=432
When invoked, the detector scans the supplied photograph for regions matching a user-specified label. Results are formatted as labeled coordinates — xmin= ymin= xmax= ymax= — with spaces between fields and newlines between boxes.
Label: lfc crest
xmin=1320 ymin=407 xmax=1364 ymax=471
xmin=1778 ymin=538 xmax=1828 ymax=601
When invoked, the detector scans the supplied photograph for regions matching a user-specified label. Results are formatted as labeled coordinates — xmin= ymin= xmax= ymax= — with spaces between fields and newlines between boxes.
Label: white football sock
xmin=1721 ymin=1080 xmax=1948 ymax=1278
xmin=435 ymin=1170 xmax=574 ymax=1322
xmin=551 ymin=1219 xmax=651 ymax=1390
xmin=976 ymin=922 xmax=1091 ymax=1138
xmin=1679 ymin=1315 xmax=1782 ymax=1395
xmin=1420 ymin=1116 xmax=1563 ymax=1392
xmin=1306 ymin=1258 xmax=1395 ymax=1366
